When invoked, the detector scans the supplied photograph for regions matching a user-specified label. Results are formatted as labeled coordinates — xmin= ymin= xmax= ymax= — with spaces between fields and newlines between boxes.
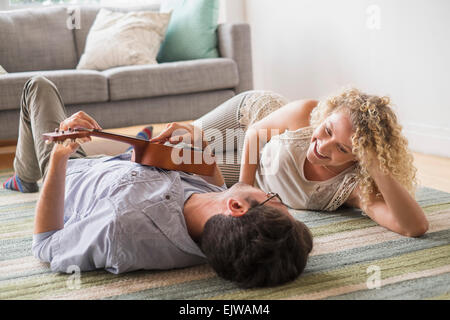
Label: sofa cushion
xmin=73 ymin=5 xmax=160 ymax=60
xmin=77 ymin=9 xmax=171 ymax=71
xmin=0 ymin=70 xmax=108 ymax=111
xmin=103 ymin=58 xmax=239 ymax=101
xmin=0 ymin=7 xmax=78 ymax=73
xmin=65 ymin=90 xmax=235 ymax=132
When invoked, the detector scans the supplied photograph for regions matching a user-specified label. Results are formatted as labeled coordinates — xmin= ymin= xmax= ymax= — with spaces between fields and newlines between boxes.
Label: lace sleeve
xmin=238 ymin=91 xmax=289 ymax=129
xmin=323 ymin=174 xmax=359 ymax=211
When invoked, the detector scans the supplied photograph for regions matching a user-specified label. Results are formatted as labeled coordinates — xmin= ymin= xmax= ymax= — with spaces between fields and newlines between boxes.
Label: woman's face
xmin=307 ymin=111 xmax=357 ymax=167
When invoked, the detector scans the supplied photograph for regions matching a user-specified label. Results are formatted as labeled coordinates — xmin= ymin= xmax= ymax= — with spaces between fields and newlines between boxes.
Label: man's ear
xmin=224 ymin=198 xmax=249 ymax=217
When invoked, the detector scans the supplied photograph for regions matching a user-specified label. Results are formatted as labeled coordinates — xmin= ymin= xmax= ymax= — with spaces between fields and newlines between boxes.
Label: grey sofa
xmin=0 ymin=5 xmax=253 ymax=140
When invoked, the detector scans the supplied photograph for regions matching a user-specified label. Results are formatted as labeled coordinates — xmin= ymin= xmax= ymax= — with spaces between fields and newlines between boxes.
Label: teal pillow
xmin=157 ymin=0 xmax=219 ymax=63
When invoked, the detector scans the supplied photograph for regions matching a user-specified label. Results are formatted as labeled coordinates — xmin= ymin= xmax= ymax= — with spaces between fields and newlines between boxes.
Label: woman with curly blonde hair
xmin=152 ymin=87 xmax=429 ymax=237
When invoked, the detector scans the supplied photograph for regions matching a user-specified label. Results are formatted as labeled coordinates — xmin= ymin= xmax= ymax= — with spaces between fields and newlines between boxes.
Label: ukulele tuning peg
xmin=68 ymin=127 xmax=72 ymax=131
xmin=55 ymin=128 xmax=59 ymax=133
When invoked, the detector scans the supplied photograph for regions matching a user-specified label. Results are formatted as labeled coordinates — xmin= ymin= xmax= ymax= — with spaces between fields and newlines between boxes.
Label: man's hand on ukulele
xmin=51 ymin=139 xmax=83 ymax=160
xmin=49 ymin=111 xmax=102 ymax=159
xmin=149 ymin=122 xmax=208 ymax=149
xmin=59 ymin=111 xmax=102 ymax=143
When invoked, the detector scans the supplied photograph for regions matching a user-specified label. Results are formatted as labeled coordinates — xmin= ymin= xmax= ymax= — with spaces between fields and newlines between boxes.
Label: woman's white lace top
xmin=254 ymin=126 xmax=359 ymax=211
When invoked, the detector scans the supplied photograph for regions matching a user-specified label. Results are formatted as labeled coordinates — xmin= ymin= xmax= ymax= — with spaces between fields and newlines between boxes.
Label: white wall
xmin=219 ymin=0 xmax=246 ymax=23
xmin=243 ymin=0 xmax=450 ymax=157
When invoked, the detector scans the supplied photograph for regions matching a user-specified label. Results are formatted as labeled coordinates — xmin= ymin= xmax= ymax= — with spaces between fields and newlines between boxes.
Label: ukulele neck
xmin=80 ymin=128 xmax=148 ymax=148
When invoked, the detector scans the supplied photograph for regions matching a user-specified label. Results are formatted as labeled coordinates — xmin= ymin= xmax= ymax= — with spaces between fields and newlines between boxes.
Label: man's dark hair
xmin=200 ymin=200 xmax=313 ymax=288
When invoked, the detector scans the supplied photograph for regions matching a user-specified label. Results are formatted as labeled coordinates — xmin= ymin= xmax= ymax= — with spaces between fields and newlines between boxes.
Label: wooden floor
xmin=1 ymin=122 xmax=450 ymax=193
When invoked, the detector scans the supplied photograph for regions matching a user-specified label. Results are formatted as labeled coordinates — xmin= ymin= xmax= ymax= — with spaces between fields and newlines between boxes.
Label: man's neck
xmin=182 ymin=192 xmax=224 ymax=242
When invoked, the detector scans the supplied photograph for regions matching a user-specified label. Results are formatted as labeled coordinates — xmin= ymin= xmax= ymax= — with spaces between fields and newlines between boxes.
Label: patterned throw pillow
xmin=77 ymin=9 xmax=172 ymax=71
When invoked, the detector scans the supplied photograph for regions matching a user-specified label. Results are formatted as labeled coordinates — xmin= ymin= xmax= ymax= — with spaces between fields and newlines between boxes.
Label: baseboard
xmin=0 ymin=139 xmax=17 ymax=148
xmin=402 ymin=122 xmax=450 ymax=158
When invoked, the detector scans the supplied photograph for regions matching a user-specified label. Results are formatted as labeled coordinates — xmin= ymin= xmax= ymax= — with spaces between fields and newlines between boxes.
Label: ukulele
xmin=42 ymin=128 xmax=216 ymax=176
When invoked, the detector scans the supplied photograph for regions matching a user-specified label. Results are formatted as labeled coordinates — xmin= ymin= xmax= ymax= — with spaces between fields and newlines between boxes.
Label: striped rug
xmin=1 ymin=169 xmax=449 ymax=300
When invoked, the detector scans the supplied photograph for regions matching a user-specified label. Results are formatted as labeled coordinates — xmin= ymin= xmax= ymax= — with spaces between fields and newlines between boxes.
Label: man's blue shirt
xmin=32 ymin=152 xmax=227 ymax=274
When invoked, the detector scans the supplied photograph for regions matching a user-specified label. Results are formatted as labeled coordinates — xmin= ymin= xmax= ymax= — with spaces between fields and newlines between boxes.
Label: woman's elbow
xmin=402 ymin=221 xmax=429 ymax=238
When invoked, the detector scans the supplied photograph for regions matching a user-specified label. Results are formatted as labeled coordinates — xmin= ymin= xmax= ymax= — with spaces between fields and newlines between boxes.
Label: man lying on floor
xmin=4 ymin=76 xmax=313 ymax=288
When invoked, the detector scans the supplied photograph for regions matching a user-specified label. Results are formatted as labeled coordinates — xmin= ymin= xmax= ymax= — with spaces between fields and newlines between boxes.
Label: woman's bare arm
xmin=239 ymin=99 xmax=318 ymax=186
xmin=345 ymin=158 xmax=428 ymax=237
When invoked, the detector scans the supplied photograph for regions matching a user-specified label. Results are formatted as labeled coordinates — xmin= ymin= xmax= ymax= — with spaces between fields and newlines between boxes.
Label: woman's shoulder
xmin=285 ymin=99 xmax=320 ymax=131
xmin=274 ymin=99 xmax=319 ymax=140
xmin=246 ymin=97 xmax=319 ymax=138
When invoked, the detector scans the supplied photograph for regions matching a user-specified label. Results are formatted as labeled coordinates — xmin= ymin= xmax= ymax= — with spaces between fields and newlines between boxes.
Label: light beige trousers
xmin=13 ymin=76 xmax=87 ymax=183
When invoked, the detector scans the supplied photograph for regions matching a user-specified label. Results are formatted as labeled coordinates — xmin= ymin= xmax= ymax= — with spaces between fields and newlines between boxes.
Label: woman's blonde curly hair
xmin=310 ymin=87 xmax=418 ymax=210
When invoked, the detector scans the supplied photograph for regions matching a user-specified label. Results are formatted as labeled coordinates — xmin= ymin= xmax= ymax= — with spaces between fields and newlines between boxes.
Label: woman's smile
xmin=314 ymin=140 xmax=329 ymax=159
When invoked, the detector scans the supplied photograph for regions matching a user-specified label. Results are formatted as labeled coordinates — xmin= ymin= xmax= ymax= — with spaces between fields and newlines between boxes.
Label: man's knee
xmin=21 ymin=76 xmax=58 ymax=112
xmin=25 ymin=75 xmax=55 ymax=93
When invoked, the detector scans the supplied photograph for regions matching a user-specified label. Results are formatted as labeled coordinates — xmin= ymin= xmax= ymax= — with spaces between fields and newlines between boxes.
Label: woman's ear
xmin=224 ymin=198 xmax=249 ymax=217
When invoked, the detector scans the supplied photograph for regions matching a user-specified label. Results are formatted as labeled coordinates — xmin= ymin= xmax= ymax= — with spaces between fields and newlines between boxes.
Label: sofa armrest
xmin=217 ymin=23 xmax=253 ymax=94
